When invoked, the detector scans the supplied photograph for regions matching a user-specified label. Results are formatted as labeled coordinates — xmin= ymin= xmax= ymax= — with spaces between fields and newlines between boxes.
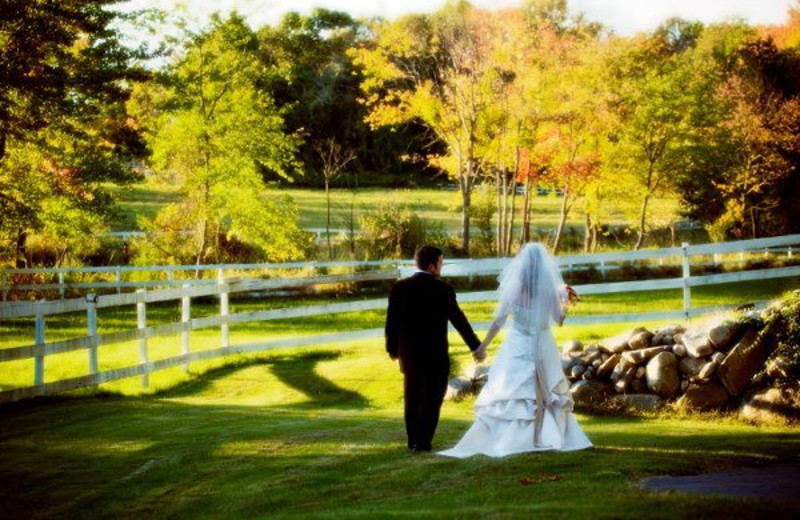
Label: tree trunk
xmin=325 ymin=178 xmax=332 ymax=260
xmin=552 ymin=192 xmax=569 ymax=254
xmin=460 ymin=181 xmax=471 ymax=255
xmin=495 ymin=169 xmax=502 ymax=256
xmin=584 ymin=212 xmax=592 ymax=253
xmin=521 ymin=174 xmax=532 ymax=245
xmin=634 ymin=192 xmax=650 ymax=251
xmin=507 ymin=173 xmax=517 ymax=256
xmin=15 ymin=228 xmax=28 ymax=268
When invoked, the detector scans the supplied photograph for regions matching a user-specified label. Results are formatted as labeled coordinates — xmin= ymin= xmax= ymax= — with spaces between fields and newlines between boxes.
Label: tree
xmin=0 ymin=0 xmax=146 ymax=266
xmin=131 ymin=14 xmax=305 ymax=265
xmin=354 ymin=2 xmax=512 ymax=255
xmin=605 ymin=23 xmax=699 ymax=250
xmin=314 ymin=138 xmax=356 ymax=259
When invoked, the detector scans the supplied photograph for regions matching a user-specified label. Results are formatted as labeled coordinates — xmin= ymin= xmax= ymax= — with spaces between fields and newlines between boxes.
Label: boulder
xmin=635 ymin=366 xmax=646 ymax=379
xmin=681 ymin=328 xmax=714 ymax=358
xmin=679 ymin=357 xmax=706 ymax=377
xmin=613 ymin=394 xmax=663 ymax=412
xmin=596 ymin=353 xmax=620 ymax=380
xmin=739 ymin=384 xmax=800 ymax=425
xmin=711 ymin=352 xmax=726 ymax=364
xmin=570 ymin=364 xmax=587 ymax=380
xmin=622 ymin=346 xmax=667 ymax=365
xmin=718 ymin=329 xmax=764 ymax=396
xmin=630 ymin=379 xmax=648 ymax=394
xmin=677 ymin=383 xmax=730 ymax=411
xmin=646 ymin=352 xmax=680 ymax=397
xmin=562 ymin=340 xmax=583 ymax=354
xmin=628 ymin=330 xmax=654 ymax=350
xmin=445 ymin=377 xmax=472 ymax=400
xmin=697 ymin=361 xmax=719 ymax=381
xmin=464 ymin=364 xmax=489 ymax=382
xmin=600 ymin=331 xmax=632 ymax=354
xmin=708 ymin=320 xmax=742 ymax=351
xmin=672 ymin=343 xmax=687 ymax=357
xmin=570 ymin=380 xmax=613 ymax=406
xmin=611 ymin=358 xmax=634 ymax=382
xmin=581 ymin=366 xmax=596 ymax=380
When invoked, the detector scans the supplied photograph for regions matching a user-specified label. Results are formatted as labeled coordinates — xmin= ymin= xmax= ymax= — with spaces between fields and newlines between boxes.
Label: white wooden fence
xmin=0 ymin=234 xmax=798 ymax=404
xmin=1 ymin=235 xmax=796 ymax=300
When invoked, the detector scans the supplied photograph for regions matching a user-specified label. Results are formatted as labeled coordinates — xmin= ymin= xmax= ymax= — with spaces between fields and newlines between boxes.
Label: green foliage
xmin=758 ymin=290 xmax=800 ymax=383
xmin=0 ymin=0 xmax=146 ymax=267
xmin=131 ymin=14 xmax=306 ymax=264
xmin=359 ymin=204 xmax=447 ymax=259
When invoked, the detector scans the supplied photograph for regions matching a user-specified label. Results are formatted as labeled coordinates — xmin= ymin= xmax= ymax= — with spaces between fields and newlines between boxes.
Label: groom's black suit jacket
xmin=385 ymin=272 xmax=481 ymax=375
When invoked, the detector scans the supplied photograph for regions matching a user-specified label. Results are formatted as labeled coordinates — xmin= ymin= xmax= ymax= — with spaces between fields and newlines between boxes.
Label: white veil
xmin=494 ymin=243 xmax=568 ymax=331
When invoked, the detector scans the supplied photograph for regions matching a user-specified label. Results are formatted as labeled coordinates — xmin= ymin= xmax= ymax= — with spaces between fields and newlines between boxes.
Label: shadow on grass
xmin=153 ymin=350 xmax=370 ymax=410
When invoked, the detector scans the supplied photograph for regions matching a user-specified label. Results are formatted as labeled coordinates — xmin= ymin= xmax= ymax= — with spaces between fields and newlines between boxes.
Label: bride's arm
xmin=472 ymin=313 xmax=508 ymax=361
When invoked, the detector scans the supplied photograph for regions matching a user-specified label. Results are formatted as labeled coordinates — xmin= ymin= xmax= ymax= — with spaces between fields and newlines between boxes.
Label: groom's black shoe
xmin=413 ymin=445 xmax=432 ymax=453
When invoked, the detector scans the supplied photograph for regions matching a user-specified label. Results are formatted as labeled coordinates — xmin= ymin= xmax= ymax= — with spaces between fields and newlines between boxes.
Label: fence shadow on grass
xmin=152 ymin=349 xmax=370 ymax=410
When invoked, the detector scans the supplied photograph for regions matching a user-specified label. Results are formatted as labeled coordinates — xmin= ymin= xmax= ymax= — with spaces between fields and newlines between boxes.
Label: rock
xmin=711 ymin=352 xmax=725 ymax=364
xmin=681 ymin=379 xmax=689 ymax=392
xmin=673 ymin=332 xmax=684 ymax=346
xmin=611 ymin=358 xmax=634 ymax=382
xmin=596 ymin=353 xmax=620 ymax=379
xmin=697 ymin=361 xmax=719 ymax=380
xmin=672 ymin=343 xmax=687 ymax=357
xmin=739 ymin=384 xmax=800 ymax=425
xmin=591 ymin=358 xmax=603 ymax=370
xmin=582 ymin=366 xmax=595 ymax=380
xmin=464 ymin=364 xmax=489 ymax=382
xmin=613 ymin=394 xmax=663 ymax=412
xmin=562 ymin=340 xmax=583 ymax=354
xmin=678 ymin=383 xmax=730 ymax=411
xmin=445 ymin=377 xmax=472 ymax=400
xmin=718 ymin=329 xmax=765 ymax=397
xmin=570 ymin=364 xmax=586 ymax=380
xmin=635 ymin=366 xmax=646 ymax=379
xmin=679 ymin=357 xmax=706 ymax=377
xmin=622 ymin=346 xmax=668 ymax=365
xmin=681 ymin=328 xmax=714 ymax=358
xmin=581 ymin=346 xmax=603 ymax=364
xmin=630 ymin=379 xmax=648 ymax=394
xmin=600 ymin=331 xmax=633 ymax=354
xmin=570 ymin=380 xmax=613 ymax=406
xmin=646 ymin=352 xmax=680 ymax=397
xmin=708 ymin=320 xmax=742 ymax=351
xmin=628 ymin=330 xmax=654 ymax=350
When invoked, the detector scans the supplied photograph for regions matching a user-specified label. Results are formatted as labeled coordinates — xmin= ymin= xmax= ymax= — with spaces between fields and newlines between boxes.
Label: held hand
xmin=472 ymin=345 xmax=488 ymax=363
xmin=564 ymin=284 xmax=580 ymax=303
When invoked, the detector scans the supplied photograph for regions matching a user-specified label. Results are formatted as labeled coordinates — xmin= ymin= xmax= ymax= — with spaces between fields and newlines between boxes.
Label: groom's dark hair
xmin=415 ymin=245 xmax=442 ymax=271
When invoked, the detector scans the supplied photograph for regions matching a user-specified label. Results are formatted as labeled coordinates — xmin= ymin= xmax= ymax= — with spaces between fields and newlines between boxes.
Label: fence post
xmin=600 ymin=261 xmax=606 ymax=281
xmin=182 ymin=283 xmax=191 ymax=372
xmin=34 ymin=300 xmax=45 ymax=387
xmin=136 ymin=289 xmax=149 ymax=388
xmin=788 ymin=246 xmax=793 ymax=260
xmin=682 ymin=242 xmax=691 ymax=320
xmin=218 ymin=270 xmax=230 ymax=349
xmin=87 ymin=293 xmax=98 ymax=376
xmin=58 ymin=272 xmax=65 ymax=300
xmin=115 ymin=268 xmax=122 ymax=294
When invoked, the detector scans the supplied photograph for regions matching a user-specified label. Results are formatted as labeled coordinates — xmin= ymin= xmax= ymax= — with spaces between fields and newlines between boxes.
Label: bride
xmin=439 ymin=243 xmax=592 ymax=458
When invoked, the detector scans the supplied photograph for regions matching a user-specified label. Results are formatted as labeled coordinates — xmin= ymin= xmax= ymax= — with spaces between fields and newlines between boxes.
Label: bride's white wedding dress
xmin=439 ymin=244 xmax=592 ymax=458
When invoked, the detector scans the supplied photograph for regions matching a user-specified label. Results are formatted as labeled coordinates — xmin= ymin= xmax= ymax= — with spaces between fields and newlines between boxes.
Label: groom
xmin=385 ymin=245 xmax=485 ymax=452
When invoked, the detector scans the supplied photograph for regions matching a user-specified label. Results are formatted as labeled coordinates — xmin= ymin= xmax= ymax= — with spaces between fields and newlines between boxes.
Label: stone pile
xmin=447 ymin=294 xmax=798 ymax=423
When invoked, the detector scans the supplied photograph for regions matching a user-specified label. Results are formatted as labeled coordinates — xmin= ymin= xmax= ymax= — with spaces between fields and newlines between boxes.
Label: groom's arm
xmin=385 ymin=285 xmax=401 ymax=360
xmin=446 ymin=287 xmax=481 ymax=352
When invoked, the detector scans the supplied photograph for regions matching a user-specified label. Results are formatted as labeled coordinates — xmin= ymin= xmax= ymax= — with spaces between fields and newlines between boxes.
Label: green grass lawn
xmin=1 ymin=338 xmax=798 ymax=520
xmin=108 ymin=181 xmax=678 ymax=233
xmin=1 ymin=281 xmax=798 ymax=518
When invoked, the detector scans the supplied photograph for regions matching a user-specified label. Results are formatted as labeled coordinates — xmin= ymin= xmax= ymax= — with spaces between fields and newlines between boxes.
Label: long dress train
xmin=439 ymin=326 xmax=592 ymax=458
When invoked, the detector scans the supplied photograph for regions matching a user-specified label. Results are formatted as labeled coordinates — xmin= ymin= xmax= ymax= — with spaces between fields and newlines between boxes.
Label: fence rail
xmin=1 ymin=234 xmax=799 ymax=404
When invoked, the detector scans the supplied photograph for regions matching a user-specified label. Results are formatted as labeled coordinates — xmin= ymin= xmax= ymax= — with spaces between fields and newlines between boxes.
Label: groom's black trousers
xmin=403 ymin=369 xmax=448 ymax=451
